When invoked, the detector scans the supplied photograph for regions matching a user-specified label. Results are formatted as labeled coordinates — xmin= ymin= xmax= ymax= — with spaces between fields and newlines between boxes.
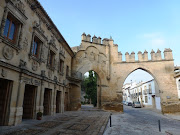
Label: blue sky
xmin=38 ymin=0 xmax=180 ymax=83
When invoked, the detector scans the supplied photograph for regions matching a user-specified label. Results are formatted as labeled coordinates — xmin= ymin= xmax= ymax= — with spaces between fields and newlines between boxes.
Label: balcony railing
xmin=143 ymin=89 xmax=152 ymax=95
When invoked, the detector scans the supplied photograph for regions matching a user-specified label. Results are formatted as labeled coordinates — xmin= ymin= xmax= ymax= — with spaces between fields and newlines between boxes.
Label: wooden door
xmin=64 ymin=92 xmax=68 ymax=111
xmin=43 ymin=89 xmax=51 ymax=115
xmin=56 ymin=91 xmax=61 ymax=113
xmin=0 ymin=79 xmax=12 ymax=125
xmin=152 ymin=96 xmax=156 ymax=108
xmin=22 ymin=85 xmax=36 ymax=119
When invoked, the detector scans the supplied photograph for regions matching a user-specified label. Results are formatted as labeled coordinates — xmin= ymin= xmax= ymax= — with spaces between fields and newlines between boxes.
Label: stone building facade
xmin=0 ymin=0 xmax=180 ymax=127
xmin=0 ymin=0 xmax=82 ymax=126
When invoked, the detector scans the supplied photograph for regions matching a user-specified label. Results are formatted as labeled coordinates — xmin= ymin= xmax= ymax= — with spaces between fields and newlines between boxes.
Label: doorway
xmin=64 ymin=92 xmax=68 ymax=111
xmin=152 ymin=96 xmax=156 ymax=108
xmin=22 ymin=84 xmax=36 ymax=119
xmin=43 ymin=88 xmax=52 ymax=115
xmin=56 ymin=91 xmax=61 ymax=113
xmin=0 ymin=79 xmax=12 ymax=125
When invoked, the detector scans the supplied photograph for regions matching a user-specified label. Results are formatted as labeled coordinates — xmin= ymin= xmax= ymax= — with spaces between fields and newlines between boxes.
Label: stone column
xmin=61 ymin=86 xmax=65 ymax=113
xmin=8 ymin=81 xmax=19 ymax=125
xmin=52 ymin=84 xmax=57 ymax=115
xmin=14 ymin=75 xmax=26 ymax=125
xmin=39 ymin=80 xmax=45 ymax=114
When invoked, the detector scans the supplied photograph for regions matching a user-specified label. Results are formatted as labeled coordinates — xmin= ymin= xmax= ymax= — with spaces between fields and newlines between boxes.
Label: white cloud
xmin=138 ymin=32 xmax=166 ymax=47
xmin=151 ymin=38 xmax=166 ymax=47
xmin=143 ymin=32 xmax=162 ymax=38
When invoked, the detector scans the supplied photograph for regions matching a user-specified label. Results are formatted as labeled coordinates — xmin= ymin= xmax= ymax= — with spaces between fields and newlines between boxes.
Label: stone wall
xmin=71 ymin=33 xmax=180 ymax=113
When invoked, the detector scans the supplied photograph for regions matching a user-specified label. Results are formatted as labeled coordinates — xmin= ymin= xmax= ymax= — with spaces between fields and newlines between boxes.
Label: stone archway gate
xmin=70 ymin=33 xmax=180 ymax=113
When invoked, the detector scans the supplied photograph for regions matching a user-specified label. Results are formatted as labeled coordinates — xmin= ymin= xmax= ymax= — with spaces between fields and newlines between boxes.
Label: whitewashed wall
xmin=176 ymin=77 xmax=180 ymax=99
xmin=155 ymin=97 xmax=161 ymax=110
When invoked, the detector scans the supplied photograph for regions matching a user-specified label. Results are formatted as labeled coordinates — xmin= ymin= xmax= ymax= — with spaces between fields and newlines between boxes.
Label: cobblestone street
xmin=0 ymin=105 xmax=110 ymax=135
xmin=1 ymin=105 xmax=180 ymax=135
xmin=104 ymin=105 xmax=180 ymax=135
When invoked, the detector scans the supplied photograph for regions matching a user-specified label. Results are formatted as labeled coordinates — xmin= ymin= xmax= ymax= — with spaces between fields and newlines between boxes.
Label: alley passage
xmin=104 ymin=106 xmax=180 ymax=135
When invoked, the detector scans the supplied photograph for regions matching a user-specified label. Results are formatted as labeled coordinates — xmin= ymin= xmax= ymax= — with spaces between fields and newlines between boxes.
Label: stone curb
xmin=164 ymin=114 xmax=180 ymax=121
xmin=98 ymin=113 xmax=111 ymax=135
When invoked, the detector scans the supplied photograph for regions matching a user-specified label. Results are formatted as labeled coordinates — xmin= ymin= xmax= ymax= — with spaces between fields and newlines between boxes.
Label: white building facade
xmin=123 ymin=79 xmax=161 ymax=110
xmin=175 ymin=67 xmax=180 ymax=99
xmin=122 ymin=83 xmax=131 ymax=102
xmin=122 ymin=82 xmax=136 ymax=103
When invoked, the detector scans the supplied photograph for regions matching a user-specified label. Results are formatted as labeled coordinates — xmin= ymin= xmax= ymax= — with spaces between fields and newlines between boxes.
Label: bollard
xmin=158 ymin=120 xmax=161 ymax=132
xmin=110 ymin=114 xmax=112 ymax=127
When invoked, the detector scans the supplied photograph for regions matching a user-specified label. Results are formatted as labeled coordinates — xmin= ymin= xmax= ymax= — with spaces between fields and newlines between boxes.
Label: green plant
xmin=37 ymin=112 xmax=43 ymax=117
xmin=81 ymin=71 xmax=97 ymax=107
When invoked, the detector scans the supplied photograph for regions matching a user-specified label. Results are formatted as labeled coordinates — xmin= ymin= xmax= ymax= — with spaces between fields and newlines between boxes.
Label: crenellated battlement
xmin=81 ymin=33 xmax=113 ymax=45
xmin=138 ymin=50 xmax=148 ymax=61
xmin=118 ymin=48 xmax=173 ymax=63
xmin=81 ymin=33 xmax=173 ymax=63
xmin=125 ymin=51 xmax=135 ymax=62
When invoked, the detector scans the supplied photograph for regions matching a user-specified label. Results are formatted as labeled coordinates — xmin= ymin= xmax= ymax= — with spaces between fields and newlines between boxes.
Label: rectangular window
xmin=60 ymin=59 xmax=64 ymax=73
xmin=66 ymin=66 xmax=69 ymax=76
xmin=32 ymin=36 xmax=41 ymax=58
xmin=139 ymin=92 xmax=141 ymax=95
xmin=144 ymin=90 xmax=147 ymax=95
xmin=49 ymin=51 xmax=55 ymax=68
xmin=149 ymin=84 xmax=152 ymax=94
xmin=3 ymin=19 xmax=10 ymax=37
xmin=145 ymin=96 xmax=148 ymax=103
xmin=3 ymin=15 xmax=19 ymax=43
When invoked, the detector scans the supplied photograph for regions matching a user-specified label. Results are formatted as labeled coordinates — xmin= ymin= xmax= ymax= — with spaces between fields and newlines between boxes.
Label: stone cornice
xmin=0 ymin=60 xmax=65 ymax=86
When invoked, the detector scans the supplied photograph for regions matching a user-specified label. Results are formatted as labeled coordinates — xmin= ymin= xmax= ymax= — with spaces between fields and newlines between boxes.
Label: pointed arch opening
xmin=81 ymin=70 xmax=101 ymax=109
xmin=122 ymin=68 xmax=161 ymax=111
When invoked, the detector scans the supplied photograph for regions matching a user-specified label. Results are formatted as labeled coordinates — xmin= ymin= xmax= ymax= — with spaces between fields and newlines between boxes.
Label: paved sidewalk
xmin=141 ymin=107 xmax=180 ymax=121
xmin=164 ymin=113 xmax=180 ymax=121
xmin=104 ymin=106 xmax=180 ymax=135
xmin=0 ymin=106 xmax=110 ymax=135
